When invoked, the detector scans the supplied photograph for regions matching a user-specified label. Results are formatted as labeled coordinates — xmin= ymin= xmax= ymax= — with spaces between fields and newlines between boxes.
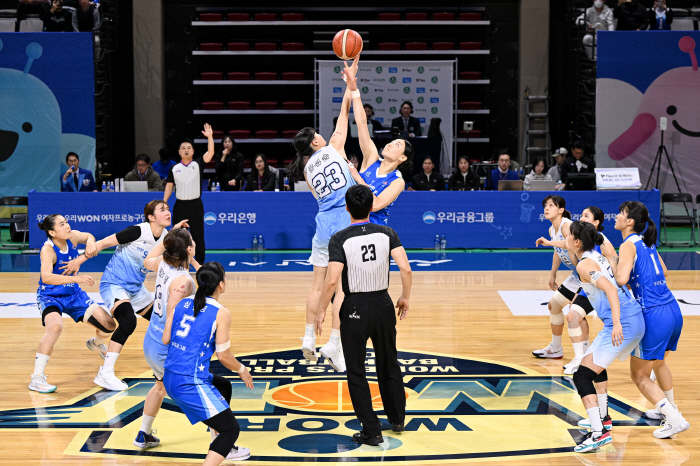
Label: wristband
xmin=351 ymin=90 xmax=361 ymax=99
xmin=237 ymin=365 xmax=247 ymax=374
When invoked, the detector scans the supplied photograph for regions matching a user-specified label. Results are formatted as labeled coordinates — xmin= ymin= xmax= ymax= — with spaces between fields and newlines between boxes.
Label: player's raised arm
xmin=330 ymin=55 xmax=360 ymax=156
xmin=345 ymin=56 xmax=379 ymax=171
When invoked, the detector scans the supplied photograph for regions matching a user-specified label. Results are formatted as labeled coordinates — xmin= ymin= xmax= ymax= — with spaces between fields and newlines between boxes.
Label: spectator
xmin=353 ymin=104 xmax=384 ymax=134
xmin=245 ymin=154 xmax=276 ymax=191
xmin=488 ymin=152 xmax=519 ymax=190
xmin=391 ymin=101 xmax=422 ymax=137
xmin=214 ymin=135 xmax=244 ymax=191
xmin=72 ymin=0 xmax=99 ymax=32
xmin=17 ymin=0 xmax=48 ymax=23
xmin=151 ymin=148 xmax=176 ymax=183
xmin=577 ymin=0 xmax=615 ymax=60
xmin=348 ymin=154 xmax=360 ymax=170
xmin=560 ymin=140 xmax=596 ymax=184
xmin=60 ymin=152 xmax=96 ymax=192
xmin=124 ymin=153 xmax=163 ymax=191
xmin=613 ymin=0 xmax=649 ymax=31
xmin=410 ymin=156 xmax=444 ymax=191
xmin=41 ymin=0 xmax=71 ymax=31
xmin=523 ymin=156 xmax=553 ymax=191
xmin=547 ymin=148 xmax=568 ymax=190
xmin=448 ymin=156 xmax=480 ymax=190
xmin=648 ymin=1 xmax=673 ymax=30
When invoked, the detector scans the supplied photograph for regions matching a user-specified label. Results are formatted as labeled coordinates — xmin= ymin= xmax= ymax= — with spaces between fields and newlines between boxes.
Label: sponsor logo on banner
xmin=418 ymin=66 xmax=425 ymax=73
xmin=388 ymin=88 xmax=399 ymax=92
xmin=419 ymin=118 xmax=426 ymax=123
xmin=334 ymin=66 xmax=341 ymax=73
xmin=389 ymin=67 xmax=397 ymax=73
xmin=429 ymin=68 xmax=441 ymax=71
xmin=431 ymin=97 xmax=439 ymax=103
xmin=430 ymin=88 xmax=440 ymax=92
xmin=375 ymin=66 xmax=383 ymax=73
xmin=390 ymin=107 xmax=397 ymax=114
xmin=360 ymin=78 xmax=370 ymax=83
xmin=332 ymin=97 xmax=342 ymax=103
xmin=403 ymin=87 xmax=410 ymax=94
xmin=373 ymin=88 xmax=384 ymax=93
xmin=417 ymin=88 xmax=425 ymax=93
xmin=403 ymin=77 xmax=411 ymax=83
xmin=402 ymin=68 xmax=413 ymax=72
xmin=376 ymin=117 xmax=384 ymax=122
xmin=431 ymin=107 xmax=439 ymax=114
xmin=204 ymin=212 xmax=217 ymax=225
xmin=362 ymin=87 xmax=369 ymax=94
xmin=373 ymin=78 xmax=385 ymax=82
xmin=423 ymin=211 xmax=436 ymax=224
xmin=333 ymin=87 xmax=342 ymax=93
xmin=431 ymin=77 xmax=439 ymax=83
xmin=417 ymin=97 xmax=424 ymax=104
xmin=375 ymin=97 xmax=383 ymax=104
xmin=416 ymin=108 xmax=427 ymax=113
xmin=389 ymin=76 xmax=397 ymax=83
xmin=416 ymin=78 xmax=426 ymax=83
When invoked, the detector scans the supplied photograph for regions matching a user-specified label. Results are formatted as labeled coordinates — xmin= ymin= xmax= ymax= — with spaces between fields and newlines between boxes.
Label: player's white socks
xmin=656 ymin=398 xmax=679 ymax=419
xmin=140 ymin=414 xmax=155 ymax=434
xmin=664 ymin=388 xmax=675 ymax=406
xmin=551 ymin=335 xmax=562 ymax=350
xmin=329 ymin=328 xmax=341 ymax=346
xmin=572 ymin=341 xmax=585 ymax=358
xmin=34 ymin=353 xmax=50 ymax=376
xmin=104 ymin=352 xmax=120 ymax=371
xmin=587 ymin=407 xmax=604 ymax=433
xmin=304 ymin=324 xmax=314 ymax=339
xmin=597 ymin=393 xmax=608 ymax=418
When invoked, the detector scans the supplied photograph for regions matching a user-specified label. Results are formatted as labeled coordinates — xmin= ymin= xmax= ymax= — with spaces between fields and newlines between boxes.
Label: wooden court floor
xmin=0 ymin=270 xmax=698 ymax=465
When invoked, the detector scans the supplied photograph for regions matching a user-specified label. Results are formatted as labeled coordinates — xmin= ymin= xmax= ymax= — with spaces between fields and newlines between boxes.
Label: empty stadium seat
xmin=282 ymin=42 xmax=304 ymax=51
xmin=459 ymin=101 xmax=483 ymax=109
xmin=282 ymin=102 xmax=304 ymax=110
xmin=459 ymin=71 xmax=483 ymax=80
xmin=406 ymin=42 xmax=428 ymax=50
xmin=228 ymin=101 xmax=251 ymax=110
xmin=267 ymin=159 xmax=279 ymax=168
xmin=378 ymin=13 xmax=400 ymax=21
xmin=202 ymin=102 xmax=224 ymax=110
xmin=200 ymin=43 xmax=223 ymax=51
xmin=459 ymin=130 xmax=482 ymax=138
xmin=255 ymin=102 xmax=278 ymax=110
xmin=19 ymin=19 xmax=43 ymax=31
xmin=230 ymin=130 xmax=251 ymax=139
xmin=255 ymin=72 xmax=277 ymax=80
xmin=460 ymin=42 xmax=482 ymax=50
xmin=254 ymin=13 xmax=276 ymax=21
xmin=0 ymin=18 xmax=15 ymax=32
xmin=255 ymin=130 xmax=278 ymax=139
xmin=282 ymin=130 xmax=298 ymax=138
xmin=406 ymin=12 xmax=428 ymax=20
xmin=228 ymin=72 xmax=251 ymax=80
xmin=212 ymin=130 xmax=224 ymax=139
xmin=255 ymin=42 xmax=277 ymax=51
xmin=459 ymin=12 xmax=482 ymax=20
xmin=199 ymin=13 xmax=222 ymax=21
xmin=281 ymin=13 xmax=303 ymax=21
xmin=227 ymin=42 xmax=249 ymax=51
xmin=283 ymin=158 xmax=293 ymax=166
xmin=244 ymin=159 xmax=252 ymax=168
xmin=433 ymin=12 xmax=455 ymax=20
xmin=378 ymin=42 xmax=401 ymax=50
xmin=200 ymin=72 xmax=223 ymax=80
xmin=281 ymin=72 xmax=304 ymax=80
xmin=227 ymin=13 xmax=249 ymax=21
xmin=433 ymin=42 xmax=455 ymax=50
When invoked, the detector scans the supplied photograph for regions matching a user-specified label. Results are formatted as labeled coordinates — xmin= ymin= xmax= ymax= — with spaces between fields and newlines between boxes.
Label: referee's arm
xmin=391 ymin=246 xmax=412 ymax=320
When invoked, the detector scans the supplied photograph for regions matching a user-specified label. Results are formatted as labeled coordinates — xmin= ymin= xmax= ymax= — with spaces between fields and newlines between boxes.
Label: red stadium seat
xmin=254 ymin=13 xmax=276 ymax=21
xmin=212 ymin=130 xmax=224 ymax=139
xmin=281 ymin=42 xmax=304 ymax=51
xmin=406 ymin=12 xmax=428 ymax=20
xmin=459 ymin=130 xmax=482 ymax=138
xmin=459 ymin=42 xmax=482 ymax=50
xmin=459 ymin=101 xmax=482 ymax=109
xmin=255 ymin=130 xmax=278 ymax=139
xmin=282 ymin=102 xmax=304 ymax=109
xmin=281 ymin=13 xmax=303 ymax=21
xmin=378 ymin=42 xmax=401 ymax=50
xmin=282 ymin=131 xmax=298 ymax=139
xmin=459 ymin=12 xmax=482 ymax=20
xmin=228 ymin=72 xmax=251 ymax=80
xmin=433 ymin=12 xmax=455 ymax=20
xmin=267 ymin=159 xmax=279 ymax=168
xmin=255 ymin=102 xmax=278 ymax=110
xmin=244 ymin=159 xmax=251 ymax=168
xmin=255 ymin=72 xmax=277 ymax=80
xmin=200 ymin=43 xmax=223 ymax=51
xmin=230 ymin=130 xmax=251 ymax=139
xmin=406 ymin=42 xmax=428 ymax=50
xmin=200 ymin=72 xmax=223 ymax=80
xmin=228 ymin=101 xmax=251 ymax=110
xmin=201 ymin=102 xmax=224 ymax=110
xmin=227 ymin=13 xmax=249 ymax=21
xmin=281 ymin=72 xmax=304 ymax=80
xmin=459 ymin=71 xmax=483 ymax=80
xmin=283 ymin=158 xmax=293 ymax=166
xmin=378 ymin=13 xmax=400 ymax=21
xmin=255 ymin=43 xmax=277 ymax=51
xmin=227 ymin=42 xmax=249 ymax=51
xmin=433 ymin=42 xmax=455 ymax=50
xmin=199 ymin=13 xmax=222 ymax=21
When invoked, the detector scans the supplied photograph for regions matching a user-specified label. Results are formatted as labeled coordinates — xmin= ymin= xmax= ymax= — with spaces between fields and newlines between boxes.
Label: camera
xmin=463 ymin=121 xmax=474 ymax=131
xmin=659 ymin=117 xmax=667 ymax=131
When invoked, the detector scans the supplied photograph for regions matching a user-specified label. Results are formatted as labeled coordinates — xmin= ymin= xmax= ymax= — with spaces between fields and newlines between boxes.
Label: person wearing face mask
xmin=648 ymin=1 xmax=673 ymax=30
xmin=613 ymin=0 xmax=649 ymax=31
xmin=576 ymin=0 xmax=615 ymax=60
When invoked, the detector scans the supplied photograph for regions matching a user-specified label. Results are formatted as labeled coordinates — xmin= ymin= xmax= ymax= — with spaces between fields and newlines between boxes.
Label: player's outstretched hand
xmin=202 ymin=123 xmax=213 ymax=139
xmin=342 ymin=54 xmax=360 ymax=90
xmin=396 ymin=297 xmax=409 ymax=320
xmin=535 ymin=237 xmax=552 ymax=247
xmin=315 ymin=309 xmax=327 ymax=336
xmin=173 ymin=219 xmax=189 ymax=230
xmin=74 ymin=274 xmax=94 ymax=287
xmin=60 ymin=258 xmax=81 ymax=276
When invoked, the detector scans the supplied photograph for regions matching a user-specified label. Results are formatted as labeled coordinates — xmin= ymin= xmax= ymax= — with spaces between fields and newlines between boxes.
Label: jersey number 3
xmin=312 ymin=162 xmax=347 ymax=199
xmin=361 ymin=244 xmax=376 ymax=262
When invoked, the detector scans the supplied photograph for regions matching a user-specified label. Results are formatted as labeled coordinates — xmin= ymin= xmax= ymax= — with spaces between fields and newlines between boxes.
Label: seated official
xmin=410 ymin=156 xmax=444 ymax=191
xmin=245 ymin=154 xmax=277 ymax=191
xmin=352 ymin=104 xmax=384 ymax=134
xmin=41 ymin=0 xmax=72 ymax=32
xmin=448 ymin=156 xmax=480 ymax=190
xmin=560 ymin=140 xmax=595 ymax=184
xmin=72 ymin=0 xmax=100 ymax=31
xmin=124 ymin=153 xmax=163 ymax=191
xmin=60 ymin=152 xmax=97 ymax=192
xmin=152 ymin=148 xmax=176 ymax=183
xmin=391 ymin=101 xmax=422 ymax=137
xmin=215 ymin=135 xmax=245 ymax=191
xmin=488 ymin=152 xmax=519 ymax=190
xmin=523 ymin=156 xmax=553 ymax=191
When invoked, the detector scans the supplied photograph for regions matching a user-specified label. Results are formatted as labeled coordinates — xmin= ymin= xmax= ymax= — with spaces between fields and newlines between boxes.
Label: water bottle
xmin=252 ymin=235 xmax=258 ymax=250
xmin=519 ymin=167 xmax=523 ymax=178
xmin=284 ymin=176 xmax=289 ymax=189
xmin=440 ymin=235 xmax=447 ymax=250
xmin=102 ymin=181 xmax=106 ymax=192
xmin=111 ymin=181 xmax=115 ymax=192
xmin=258 ymin=235 xmax=264 ymax=251
xmin=434 ymin=235 xmax=440 ymax=251
xmin=215 ymin=182 xmax=220 ymax=192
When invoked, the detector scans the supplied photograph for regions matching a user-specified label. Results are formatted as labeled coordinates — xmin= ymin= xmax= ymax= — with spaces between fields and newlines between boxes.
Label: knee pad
xmin=141 ymin=308 xmax=153 ymax=321
xmin=550 ymin=312 xmax=565 ymax=325
xmin=212 ymin=375 xmax=233 ymax=404
xmin=87 ymin=315 xmax=113 ymax=334
xmin=210 ymin=431 xmax=235 ymax=457
xmin=573 ymin=366 xmax=598 ymax=399
xmin=594 ymin=369 xmax=608 ymax=384
xmin=111 ymin=302 xmax=137 ymax=345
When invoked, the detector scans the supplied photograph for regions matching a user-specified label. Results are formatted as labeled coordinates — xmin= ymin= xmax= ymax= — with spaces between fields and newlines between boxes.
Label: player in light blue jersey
xmin=566 ymin=221 xmax=645 ymax=453
xmin=345 ymin=57 xmax=414 ymax=226
xmin=31 ymin=215 xmax=117 ymax=393
xmin=162 ymin=262 xmax=254 ymax=464
xmin=615 ymin=201 xmax=689 ymax=439
xmin=288 ymin=56 xmax=365 ymax=372
xmin=132 ymin=228 xmax=198 ymax=449
xmin=63 ymin=200 xmax=189 ymax=391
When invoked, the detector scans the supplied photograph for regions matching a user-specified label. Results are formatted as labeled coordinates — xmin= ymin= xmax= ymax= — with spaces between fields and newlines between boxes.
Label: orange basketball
xmin=333 ymin=29 xmax=363 ymax=60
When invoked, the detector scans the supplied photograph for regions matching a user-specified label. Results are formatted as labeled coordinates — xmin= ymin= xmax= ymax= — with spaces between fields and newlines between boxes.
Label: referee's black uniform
xmin=166 ymin=158 xmax=206 ymax=264
xmin=328 ymin=222 xmax=406 ymax=437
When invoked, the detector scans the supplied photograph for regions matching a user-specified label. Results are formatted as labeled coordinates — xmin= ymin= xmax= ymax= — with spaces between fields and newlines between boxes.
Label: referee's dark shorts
xmin=172 ymin=198 xmax=205 ymax=264
xmin=341 ymin=289 xmax=405 ymax=437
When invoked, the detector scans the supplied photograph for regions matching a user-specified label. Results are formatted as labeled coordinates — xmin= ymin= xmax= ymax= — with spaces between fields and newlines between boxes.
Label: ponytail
xmin=288 ymin=127 xmax=316 ymax=183
xmin=619 ymin=201 xmax=657 ymax=247
xmin=193 ymin=262 xmax=225 ymax=317
xmin=563 ymin=210 xmax=572 ymax=220
xmin=398 ymin=139 xmax=414 ymax=174
xmin=584 ymin=206 xmax=605 ymax=231
xmin=643 ymin=218 xmax=658 ymax=248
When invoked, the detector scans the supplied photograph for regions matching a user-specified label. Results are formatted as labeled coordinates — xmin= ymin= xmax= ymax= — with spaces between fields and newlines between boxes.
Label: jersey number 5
xmin=361 ymin=244 xmax=376 ymax=262
xmin=312 ymin=162 xmax=347 ymax=199
xmin=175 ymin=314 xmax=196 ymax=338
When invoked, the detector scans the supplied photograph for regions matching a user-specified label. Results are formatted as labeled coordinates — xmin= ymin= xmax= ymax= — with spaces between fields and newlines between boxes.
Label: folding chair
xmin=0 ymin=196 xmax=29 ymax=250
xmin=660 ymin=193 xmax=696 ymax=246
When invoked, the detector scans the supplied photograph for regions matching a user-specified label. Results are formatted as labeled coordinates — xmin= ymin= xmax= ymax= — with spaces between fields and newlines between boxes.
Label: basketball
xmin=333 ymin=29 xmax=363 ymax=60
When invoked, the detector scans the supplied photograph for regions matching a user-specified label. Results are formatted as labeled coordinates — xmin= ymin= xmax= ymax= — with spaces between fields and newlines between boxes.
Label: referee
xmin=316 ymin=184 xmax=412 ymax=446
xmin=163 ymin=123 xmax=215 ymax=264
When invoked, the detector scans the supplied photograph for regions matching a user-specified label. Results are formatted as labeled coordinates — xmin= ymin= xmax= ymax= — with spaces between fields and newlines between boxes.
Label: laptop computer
xmin=529 ymin=180 xmax=557 ymax=191
xmin=123 ymin=181 xmax=148 ymax=192
xmin=498 ymin=180 xmax=523 ymax=191
xmin=566 ymin=173 xmax=596 ymax=191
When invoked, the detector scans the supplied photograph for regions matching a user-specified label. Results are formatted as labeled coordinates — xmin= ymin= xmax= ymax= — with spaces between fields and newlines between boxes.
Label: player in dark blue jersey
xmin=615 ymin=201 xmax=689 ymax=439
xmin=162 ymin=262 xmax=254 ymax=464
xmin=344 ymin=56 xmax=414 ymax=225
xmin=31 ymin=215 xmax=116 ymax=393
